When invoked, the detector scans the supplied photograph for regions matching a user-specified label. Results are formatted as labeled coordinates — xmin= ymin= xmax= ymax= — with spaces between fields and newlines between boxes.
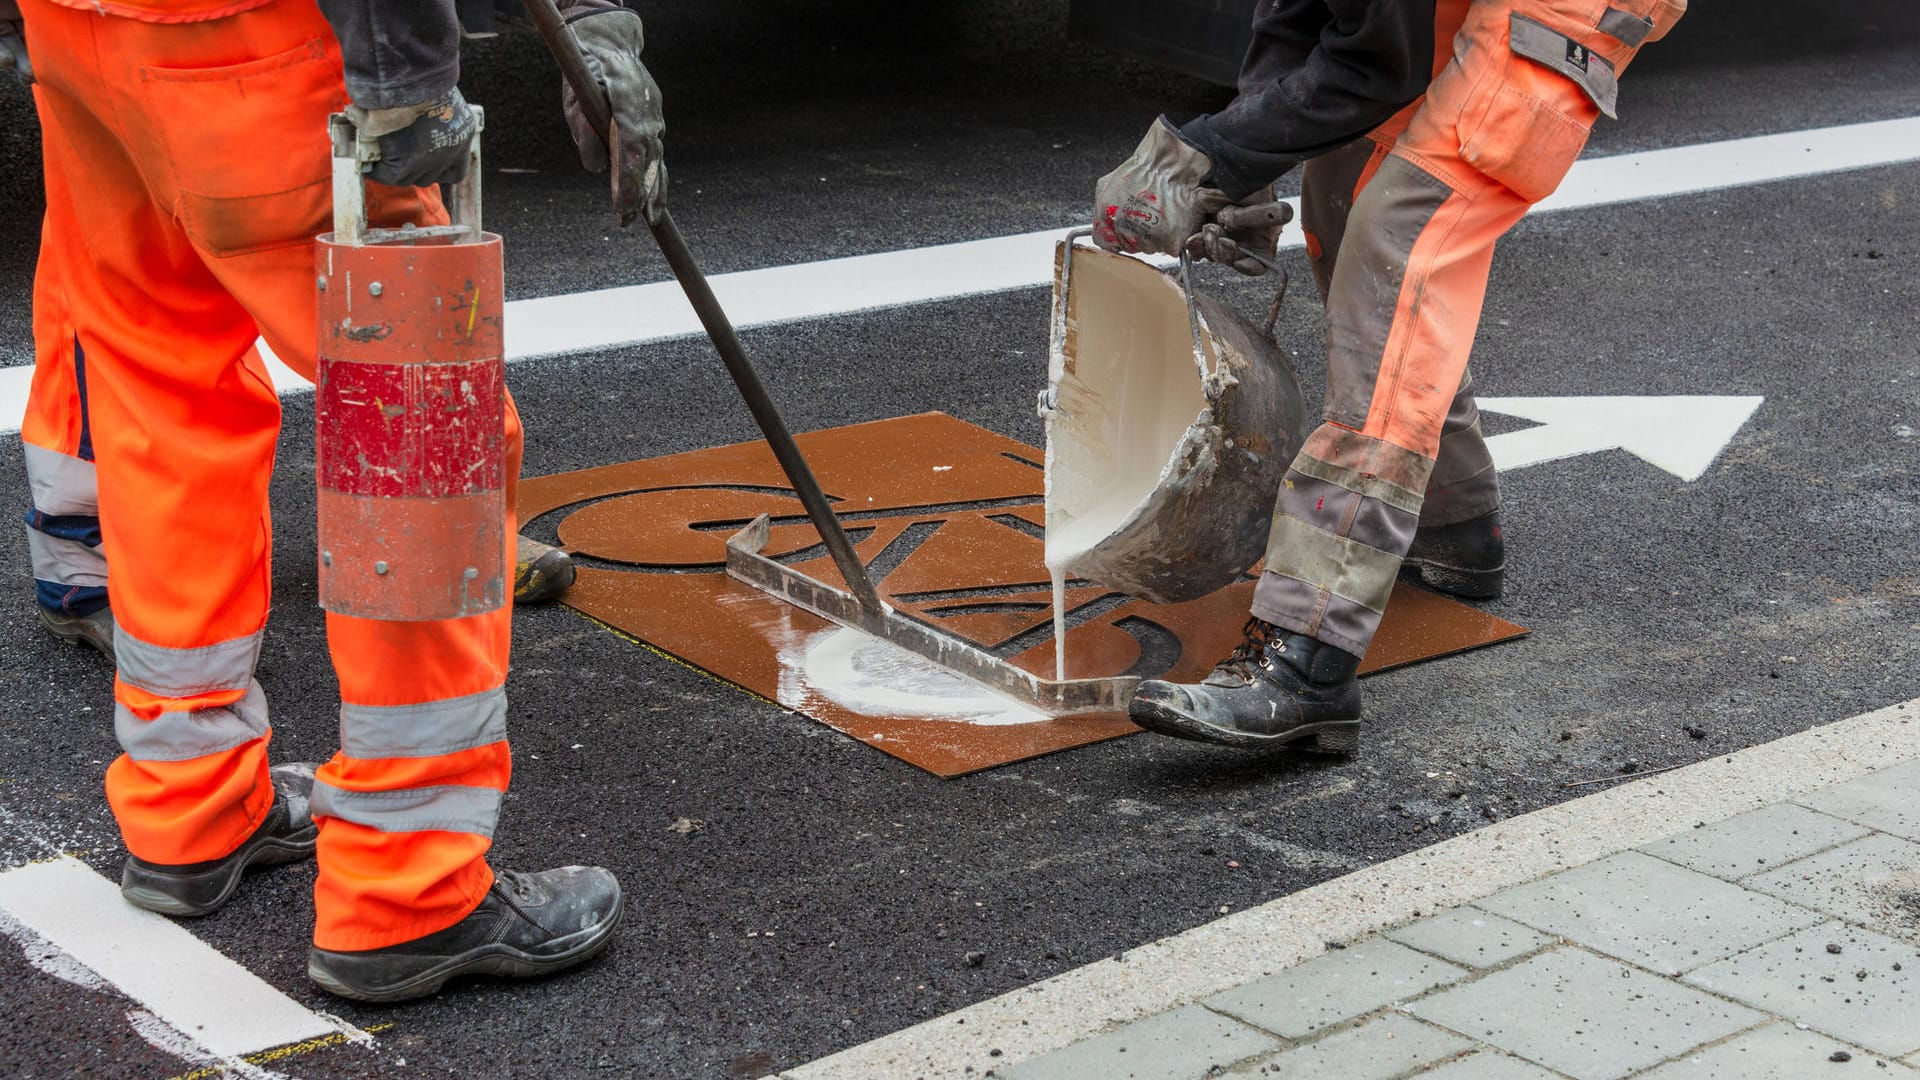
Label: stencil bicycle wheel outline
xmin=519 ymin=413 xmax=1529 ymax=777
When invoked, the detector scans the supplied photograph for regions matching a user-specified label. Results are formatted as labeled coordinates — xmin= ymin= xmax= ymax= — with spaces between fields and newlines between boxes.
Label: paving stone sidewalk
xmin=999 ymin=760 xmax=1920 ymax=1080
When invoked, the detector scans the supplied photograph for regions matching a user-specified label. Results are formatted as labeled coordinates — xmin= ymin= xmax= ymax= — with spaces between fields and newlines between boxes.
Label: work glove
xmin=0 ymin=0 xmax=30 ymax=85
xmin=562 ymin=8 xmax=666 ymax=227
xmin=346 ymin=88 xmax=479 ymax=189
xmin=1093 ymin=117 xmax=1230 ymax=258
xmin=1185 ymin=191 xmax=1293 ymax=276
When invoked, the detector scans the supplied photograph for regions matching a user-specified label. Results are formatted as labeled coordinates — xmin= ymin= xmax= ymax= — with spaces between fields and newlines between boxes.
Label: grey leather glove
xmin=0 ymin=0 xmax=30 ymax=85
xmin=1185 ymin=192 xmax=1293 ymax=276
xmin=347 ymin=89 xmax=478 ymax=189
xmin=563 ymin=8 xmax=666 ymax=227
xmin=1093 ymin=117 xmax=1230 ymax=257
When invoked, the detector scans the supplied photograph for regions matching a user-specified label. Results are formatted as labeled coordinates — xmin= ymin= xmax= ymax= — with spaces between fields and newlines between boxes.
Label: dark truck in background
xmin=458 ymin=0 xmax=1258 ymax=87
xmin=1067 ymin=0 xmax=1257 ymax=85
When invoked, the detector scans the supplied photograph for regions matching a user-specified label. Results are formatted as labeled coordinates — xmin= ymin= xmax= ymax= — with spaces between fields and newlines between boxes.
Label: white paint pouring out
xmin=779 ymin=627 xmax=1049 ymax=727
xmin=1042 ymin=246 xmax=1211 ymax=679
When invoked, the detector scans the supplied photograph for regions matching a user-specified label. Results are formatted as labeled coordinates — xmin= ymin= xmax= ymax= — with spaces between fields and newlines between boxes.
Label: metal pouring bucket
xmin=1040 ymin=231 xmax=1308 ymax=604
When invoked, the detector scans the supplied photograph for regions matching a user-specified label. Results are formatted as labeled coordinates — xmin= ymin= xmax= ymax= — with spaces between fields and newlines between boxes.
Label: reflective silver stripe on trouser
xmin=1421 ymin=369 xmax=1501 ymax=527
xmin=1250 ymin=427 xmax=1436 ymax=657
xmin=23 ymin=444 xmax=106 ymax=589
xmin=310 ymin=783 xmax=502 ymax=838
xmin=339 ymin=688 xmax=508 ymax=759
xmin=115 ymin=626 xmax=263 ymax=699
xmin=112 ymin=628 xmax=269 ymax=763
xmin=23 ymin=443 xmax=98 ymax=516
xmin=27 ymin=530 xmax=106 ymax=589
xmin=115 ymin=682 xmax=270 ymax=762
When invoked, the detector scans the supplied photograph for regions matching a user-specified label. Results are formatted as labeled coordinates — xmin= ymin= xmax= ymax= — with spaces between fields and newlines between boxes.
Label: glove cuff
xmin=347 ymin=91 xmax=461 ymax=140
xmin=1138 ymin=115 xmax=1215 ymax=190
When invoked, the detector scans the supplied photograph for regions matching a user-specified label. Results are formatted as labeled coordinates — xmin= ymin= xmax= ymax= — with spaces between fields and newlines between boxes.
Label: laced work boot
xmin=307 ymin=866 xmax=624 ymax=1003
xmin=121 ymin=762 xmax=317 ymax=916
xmin=513 ymin=535 xmax=576 ymax=606
xmin=1403 ymin=510 xmax=1504 ymax=599
xmin=1128 ymin=619 xmax=1361 ymax=752
xmin=39 ymin=605 xmax=115 ymax=661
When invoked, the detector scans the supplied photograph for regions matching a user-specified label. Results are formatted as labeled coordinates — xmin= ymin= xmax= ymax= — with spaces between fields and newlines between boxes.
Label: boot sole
xmin=307 ymin=896 xmax=625 ymax=1003
xmin=1130 ymin=699 xmax=1360 ymax=755
xmin=1402 ymin=559 xmax=1505 ymax=601
xmin=122 ymin=827 xmax=318 ymax=918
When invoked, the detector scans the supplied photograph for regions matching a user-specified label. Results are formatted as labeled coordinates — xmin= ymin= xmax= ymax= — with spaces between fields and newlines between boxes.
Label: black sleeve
xmin=1179 ymin=0 xmax=1434 ymax=200
xmin=317 ymin=0 xmax=463 ymax=110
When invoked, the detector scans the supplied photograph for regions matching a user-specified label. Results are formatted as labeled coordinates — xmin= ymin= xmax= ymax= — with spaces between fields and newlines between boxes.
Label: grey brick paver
xmin=1798 ymin=761 xmax=1920 ymax=842
xmin=1414 ymin=1052 xmax=1567 ymax=1079
xmin=1407 ymin=947 xmax=1762 ymax=1080
xmin=1640 ymin=803 xmax=1871 ymax=880
xmin=1223 ymin=1013 xmax=1470 ymax=1079
xmin=997 ymin=1004 xmax=1281 ymax=1080
xmin=1743 ymin=832 xmax=1920 ymax=944
xmin=1684 ymin=920 xmax=1920 ymax=1057
xmin=1638 ymin=1021 xmax=1918 ymax=1078
xmin=1203 ymin=937 xmax=1466 ymax=1039
xmin=1385 ymin=906 xmax=1554 ymax=969
xmin=1477 ymin=850 xmax=1823 ymax=974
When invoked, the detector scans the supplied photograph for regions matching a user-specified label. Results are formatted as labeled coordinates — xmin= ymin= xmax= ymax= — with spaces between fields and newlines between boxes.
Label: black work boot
xmin=1403 ymin=510 xmax=1505 ymax=599
xmin=307 ymin=866 xmax=624 ymax=1003
xmin=121 ymin=762 xmax=318 ymax=917
xmin=1128 ymin=619 xmax=1361 ymax=752
xmin=513 ymin=535 xmax=576 ymax=606
xmin=39 ymin=605 xmax=115 ymax=661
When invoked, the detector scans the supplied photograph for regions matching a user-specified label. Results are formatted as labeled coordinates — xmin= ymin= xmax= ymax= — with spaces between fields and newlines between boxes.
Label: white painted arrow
xmin=1479 ymin=395 xmax=1764 ymax=481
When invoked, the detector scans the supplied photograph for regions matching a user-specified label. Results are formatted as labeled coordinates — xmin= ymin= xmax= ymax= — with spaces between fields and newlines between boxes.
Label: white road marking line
xmin=1482 ymin=395 xmax=1766 ymax=480
xmin=2 ymin=114 xmax=1917 ymax=437
xmin=0 ymin=857 xmax=342 ymax=1059
xmin=778 ymin=697 xmax=1920 ymax=1080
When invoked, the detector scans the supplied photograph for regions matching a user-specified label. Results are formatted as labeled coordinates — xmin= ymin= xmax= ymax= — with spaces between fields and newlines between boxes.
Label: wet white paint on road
xmin=779 ymin=626 xmax=1050 ymax=727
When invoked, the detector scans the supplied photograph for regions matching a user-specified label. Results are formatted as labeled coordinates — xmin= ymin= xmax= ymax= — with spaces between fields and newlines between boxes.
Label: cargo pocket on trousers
xmin=1457 ymin=13 xmax=1611 ymax=204
xmin=139 ymin=37 xmax=343 ymax=259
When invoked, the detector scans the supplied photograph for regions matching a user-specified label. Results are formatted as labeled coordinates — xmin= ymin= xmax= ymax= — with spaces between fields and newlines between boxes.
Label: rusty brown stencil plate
xmin=519 ymin=413 xmax=1529 ymax=778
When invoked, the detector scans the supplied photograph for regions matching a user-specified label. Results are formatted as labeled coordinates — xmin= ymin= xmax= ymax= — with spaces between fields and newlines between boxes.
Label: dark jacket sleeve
xmin=317 ymin=0 xmax=463 ymax=110
xmin=1179 ymin=0 xmax=1434 ymax=200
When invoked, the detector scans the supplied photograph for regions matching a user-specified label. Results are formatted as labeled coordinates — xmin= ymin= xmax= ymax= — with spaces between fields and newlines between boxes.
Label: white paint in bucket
xmin=1043 ymin=245 xmax=1212 ymax=676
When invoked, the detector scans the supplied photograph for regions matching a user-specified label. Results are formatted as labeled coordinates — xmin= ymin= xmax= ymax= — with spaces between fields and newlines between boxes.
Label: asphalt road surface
xmin=1 ymin=2 xmax=1917 ymax=1077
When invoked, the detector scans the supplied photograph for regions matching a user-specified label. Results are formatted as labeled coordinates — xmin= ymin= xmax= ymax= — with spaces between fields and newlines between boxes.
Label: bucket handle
xmin=328 ymin=106 xmax=486 ymax=247
xmin=1176 ymin=247 xmax=1220 ymax=388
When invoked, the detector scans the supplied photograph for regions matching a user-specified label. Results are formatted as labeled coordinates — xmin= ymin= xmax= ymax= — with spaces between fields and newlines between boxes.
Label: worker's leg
xmin=74 ymin=0 xmax=620 ymax=981
xmin=21 ymin=126 xmax=110 ymax=658
xmin=31 ymin=0 xmax=505 ymax=949
xmin=1301 ymin=131 xmax=1504 ymax=597
xmin=25 ymin=7 xmax=290 ymax=884
xmin=1132 ymin=0 xmax=1682 ymax=748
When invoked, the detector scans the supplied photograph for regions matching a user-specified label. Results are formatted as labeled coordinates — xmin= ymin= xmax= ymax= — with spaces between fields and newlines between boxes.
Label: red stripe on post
xmin=317 ymin=358 xmax=505 ymax=498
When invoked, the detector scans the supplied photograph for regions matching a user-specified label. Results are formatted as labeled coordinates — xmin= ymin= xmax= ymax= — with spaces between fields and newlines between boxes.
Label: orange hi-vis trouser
xmin=23 ymin=0 xmax=523 ymax=951
xmin=22 ymin=115 xmax=109 ymax=621
xmin=1249 ymin=0 xmax=1684 ymax=657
